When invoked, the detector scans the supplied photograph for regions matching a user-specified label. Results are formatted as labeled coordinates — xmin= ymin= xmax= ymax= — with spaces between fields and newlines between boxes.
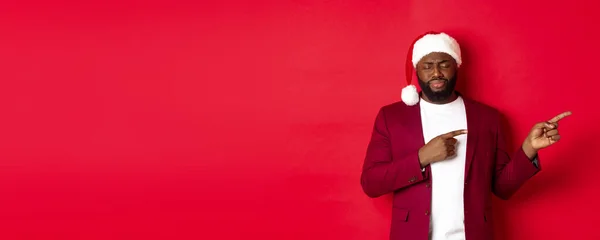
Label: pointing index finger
xmin=442 ymin=129 xmax=468 ymax=139
xmin=548 ymin=111 xmax=572 ymax=123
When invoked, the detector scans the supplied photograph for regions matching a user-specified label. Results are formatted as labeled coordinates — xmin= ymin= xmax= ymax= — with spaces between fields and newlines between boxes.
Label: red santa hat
xmin=401 ymin=31 xmax=462 ymax=106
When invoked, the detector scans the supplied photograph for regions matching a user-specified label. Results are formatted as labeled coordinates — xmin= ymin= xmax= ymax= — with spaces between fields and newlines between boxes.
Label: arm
xmin=360 ymin=108 xmax=428 ymax=198
xmin=492 ymin=116 xmax=542 ymax=200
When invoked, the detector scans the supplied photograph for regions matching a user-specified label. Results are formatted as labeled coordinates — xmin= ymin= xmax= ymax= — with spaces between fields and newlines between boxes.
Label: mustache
xmin=427 ymin=78 xmax=448 ymax=84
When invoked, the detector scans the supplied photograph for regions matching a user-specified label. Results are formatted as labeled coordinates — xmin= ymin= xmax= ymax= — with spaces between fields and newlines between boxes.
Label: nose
xmin=432 ymin=67 xmax=444 ymax=78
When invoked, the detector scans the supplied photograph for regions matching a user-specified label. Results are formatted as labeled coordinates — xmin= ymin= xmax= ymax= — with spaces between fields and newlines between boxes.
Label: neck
xmin=421 ymin=92 xmax=458 ymax=104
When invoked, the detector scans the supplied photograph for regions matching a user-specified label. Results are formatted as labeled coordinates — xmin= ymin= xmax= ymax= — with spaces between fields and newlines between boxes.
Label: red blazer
xmin=360 ymin=96 xmax=541 ymax=240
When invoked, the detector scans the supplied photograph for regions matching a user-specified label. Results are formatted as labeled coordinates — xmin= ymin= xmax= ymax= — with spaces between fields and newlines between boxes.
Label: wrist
xmin=522 ymin=141 xmax=538 ymax=159
xmin=418 ymin=149 xmax=430 ymax=167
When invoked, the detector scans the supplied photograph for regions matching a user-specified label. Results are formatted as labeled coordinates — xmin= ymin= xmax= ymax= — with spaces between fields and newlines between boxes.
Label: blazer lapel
xmin=406 ymin=103 xmax=425 ymax=147
xmin=463 ymin=98 xmax=479 ymax=180
xmin=401 ymin=102 xmax=428 ymax=173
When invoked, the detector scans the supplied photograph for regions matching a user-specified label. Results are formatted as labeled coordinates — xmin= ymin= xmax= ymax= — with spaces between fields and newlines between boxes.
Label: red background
xmin=0 ymin=1 xmax=598 ymax=239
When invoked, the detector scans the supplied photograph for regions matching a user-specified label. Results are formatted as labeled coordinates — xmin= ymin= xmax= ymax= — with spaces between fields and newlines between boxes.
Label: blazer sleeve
xmin=360 ymin=107 xmax=428 ymax=198
xmin=491 ymin=115 xmax=542 ymax=200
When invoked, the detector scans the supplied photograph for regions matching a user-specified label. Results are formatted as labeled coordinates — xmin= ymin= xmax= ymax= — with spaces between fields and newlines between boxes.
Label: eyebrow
xmin=422 ymin=59 xmax=450 ymax=64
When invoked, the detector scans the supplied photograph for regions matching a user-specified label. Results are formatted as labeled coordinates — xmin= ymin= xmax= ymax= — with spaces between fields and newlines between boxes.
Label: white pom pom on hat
xmin=401 ymin=84 xmax=420 ymax=106
xmin=401 ymin=31 xmax=462 ymax=106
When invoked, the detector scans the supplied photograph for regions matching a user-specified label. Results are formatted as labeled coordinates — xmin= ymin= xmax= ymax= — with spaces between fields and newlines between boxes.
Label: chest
xmin=419 ymin=103 xmax=468 ymax=143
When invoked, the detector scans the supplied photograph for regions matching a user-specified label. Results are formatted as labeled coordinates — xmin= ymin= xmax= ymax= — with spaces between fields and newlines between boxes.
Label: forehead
xmin=418 ymin=52 xmax=455 ymax=63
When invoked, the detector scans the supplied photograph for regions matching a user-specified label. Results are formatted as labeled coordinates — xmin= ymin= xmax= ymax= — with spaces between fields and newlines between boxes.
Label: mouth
xmin=428 ymin=79 xmax=447 ymax=89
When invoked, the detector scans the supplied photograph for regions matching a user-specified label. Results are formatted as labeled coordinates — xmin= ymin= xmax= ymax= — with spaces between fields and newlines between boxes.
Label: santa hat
xmin=401 ymin=31 xmax=462 ymax=106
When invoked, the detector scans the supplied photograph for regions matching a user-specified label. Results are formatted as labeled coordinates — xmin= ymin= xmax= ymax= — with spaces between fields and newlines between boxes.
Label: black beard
xmin=417 ymin=74 xmax=457 ymax=103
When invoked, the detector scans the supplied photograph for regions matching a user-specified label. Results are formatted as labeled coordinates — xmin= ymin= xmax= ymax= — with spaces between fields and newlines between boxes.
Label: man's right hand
xmin=418 ymin=129 xmax=468 ymax=167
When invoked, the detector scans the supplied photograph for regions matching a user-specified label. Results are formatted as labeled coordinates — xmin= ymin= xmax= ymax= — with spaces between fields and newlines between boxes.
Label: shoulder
xmin=380 ymin=100 xmax=413 ymax=111
xmin=369 ymin=101 xmax=421 ymax=130
xmin=463 ymin=97 xmax=503 ymax=124
xmin=466 ymin=98 xmax=497 ymax=113
xmin=377 ymin=101 xmax=417 ymax=118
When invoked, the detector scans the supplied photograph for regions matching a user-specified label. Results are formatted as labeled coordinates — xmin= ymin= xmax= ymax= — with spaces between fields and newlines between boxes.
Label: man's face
xmin=416 ymin=52 xmax=458 ymax=102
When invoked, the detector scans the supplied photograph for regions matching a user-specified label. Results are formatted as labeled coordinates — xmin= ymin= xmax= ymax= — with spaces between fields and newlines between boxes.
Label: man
xmin=360 ymin=31 xmax=571 ymax=240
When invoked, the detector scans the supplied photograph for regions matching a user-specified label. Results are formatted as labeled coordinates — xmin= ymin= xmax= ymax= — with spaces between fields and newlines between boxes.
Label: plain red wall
xmin=0 ymin=1 xmax=598 ymax=239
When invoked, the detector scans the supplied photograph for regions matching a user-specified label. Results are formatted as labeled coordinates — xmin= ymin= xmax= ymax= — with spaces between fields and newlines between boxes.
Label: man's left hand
xmin=522 ymin=111 xmax=572 ymax=158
